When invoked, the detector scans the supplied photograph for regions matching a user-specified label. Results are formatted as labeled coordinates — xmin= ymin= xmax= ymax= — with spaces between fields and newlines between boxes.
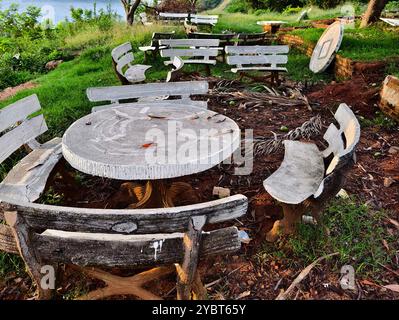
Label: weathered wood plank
xmin=111 ymin=42 xmax=132 ymax=62
xmin=34 ymin=226 xmax=240 ymax=267
xmin=226 ymin=45 xmax=289 ymax=55
xmin=161 ymin=48 xmax=219 ymax=58
xmin=0 ymin=224 xmax=19 ymax=254
xmin=0 ymin=115 xmax=48 ymax=164
xmin=0 ymin=194 xmax=247 ymax=234
xmin=0 ymin=138 xmax=62 ymax=203
xmin=227 ymin=54 xmax=288 ymax=66
xmin=87 ymin=81 xmax=209 ymax=103
xmin=115 ymin=52 xmax=134 ymax=74
xmin=0 ymin=94 xmax=41 ymax=134
xmin=159 ymin=39 xmax=220 ymax=48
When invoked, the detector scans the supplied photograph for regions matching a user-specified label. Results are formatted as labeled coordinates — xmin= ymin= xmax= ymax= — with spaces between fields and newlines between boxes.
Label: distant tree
xmin=120 ymin=0 xmax=141 ymax=25
xmin=360 ymin=0 xmax=389 ymax=27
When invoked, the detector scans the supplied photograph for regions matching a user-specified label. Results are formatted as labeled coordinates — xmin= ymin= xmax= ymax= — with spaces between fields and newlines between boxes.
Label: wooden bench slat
xmin=35 ymin=226 xmax=240 ymax=267
xmin=87 ymin=81 xmax=209 ymax=103
xmin=161 ymin=48 xmax=220 ymax=58
xmin=0 ymin=194 xmax=248 ymax=234
xmin=0 ymin=138 xmax=62 ymax=203
xmin=159 ymin=39 xmax=220 ymax=48
xmin=226 ymin=45 xmax=289 ymax=55
xmin=0 ymin=115 xmax=48 ymax=164
xmin=0 ymin=94 xmax=41 ymax=133
xmin=231 ymin=67 xmax=288 ymax=73
xmin=111 ymin=42 xmax=132 ymax=62
xmin=227 ymin=54 xmax=288 ymax=66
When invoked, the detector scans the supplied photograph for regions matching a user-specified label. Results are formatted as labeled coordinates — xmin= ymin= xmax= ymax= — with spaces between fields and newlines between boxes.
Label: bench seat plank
xmin=0 ymin=138 xmax=62 ymax=203
xmin=125 ymin=65 xmax=151 ymax=83
xmin=263 ymin=140 xmax=325 ymax=205
xmin=231 ymin=67 xmax=288 ymax=73
xmin=164 ymin=59 xmax=216 ymax=66
xmin=35 ymin=226 xmax=240 ymax=267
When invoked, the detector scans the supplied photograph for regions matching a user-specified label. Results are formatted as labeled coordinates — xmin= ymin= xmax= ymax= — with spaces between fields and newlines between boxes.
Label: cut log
xmin=0 ymin=224 xmax=19 ymax=254
xmin=380 ymin=75 xmax=399 ymax=122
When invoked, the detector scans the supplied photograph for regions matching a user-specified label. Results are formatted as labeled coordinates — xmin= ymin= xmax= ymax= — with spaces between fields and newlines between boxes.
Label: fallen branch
xmin=276 ymin=252 xmax=339 ymax=300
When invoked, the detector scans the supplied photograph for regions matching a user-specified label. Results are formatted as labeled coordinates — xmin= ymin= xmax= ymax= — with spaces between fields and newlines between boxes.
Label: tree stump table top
xmin=62 ymin=103 xmax=241 ymax=180
xmin=309 ymin=21 xmax=344 ymax=74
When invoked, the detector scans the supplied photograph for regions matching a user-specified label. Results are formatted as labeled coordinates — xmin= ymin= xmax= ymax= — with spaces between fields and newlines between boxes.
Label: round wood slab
xmin=62 ymin=104 xmax=241 ymax=180
xmin=309 ymin=21 xmax=344 ymax=73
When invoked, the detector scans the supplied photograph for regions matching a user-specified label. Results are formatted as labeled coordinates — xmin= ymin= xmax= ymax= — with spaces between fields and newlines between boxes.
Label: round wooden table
xmin=62 ymin=103 xmax=241 ymax=207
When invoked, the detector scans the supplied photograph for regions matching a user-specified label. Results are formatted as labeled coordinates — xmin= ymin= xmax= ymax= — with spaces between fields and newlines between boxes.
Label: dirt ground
xmin=1 ymin=72 xmax=398 ymax=300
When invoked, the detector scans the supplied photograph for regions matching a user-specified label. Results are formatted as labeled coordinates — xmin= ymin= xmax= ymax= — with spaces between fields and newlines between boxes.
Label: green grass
xmin=286 ymin=48 xmax=333 ymax=83
xmin=0 ymin=251 xmax=25 ymax=278
xmin=256 ymin=198 xmax=396 ymax=278
xmin=290 ymin=25 xmax=399 ymax=62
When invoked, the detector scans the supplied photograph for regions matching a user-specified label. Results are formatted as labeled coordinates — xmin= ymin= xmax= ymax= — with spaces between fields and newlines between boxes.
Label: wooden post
xmin=176 ymin=215 xmax=207 ymax=300
xmin=4 ymin=211 xmax=55 ymax=300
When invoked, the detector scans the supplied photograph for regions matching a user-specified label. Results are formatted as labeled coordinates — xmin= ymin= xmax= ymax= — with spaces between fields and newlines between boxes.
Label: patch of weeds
xmin=359 ymin=111 xmax=397 ymax=129
xmin=256 ymin=198 xmax=396 ymax=279
xmin=0 ymin=252 xmax=25 ymax=278
xmin=39 ymin=187 xmax=64 ymax=205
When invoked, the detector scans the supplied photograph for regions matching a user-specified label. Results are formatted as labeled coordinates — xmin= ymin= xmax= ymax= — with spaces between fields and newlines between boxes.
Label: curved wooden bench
xmin=0 ymin=194 xmax=248 ymax=300
xmin=111 ymin=42 xmax=151 ymax=85
xmin=0 ymin=95 xmax=62 ymax=203
xmin=263 ymin=103 xmax=361 ymax=238
xmin=87 ymin=80 xmax=209 ymax=112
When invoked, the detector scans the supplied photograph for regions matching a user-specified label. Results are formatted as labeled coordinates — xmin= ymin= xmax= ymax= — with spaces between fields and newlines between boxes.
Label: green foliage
xmin=359 ymin=111 xmax=398 ymax=129
xmin=226 ymin=0 xmax=249 ymax=13
xmin=257 ymin=198 xmax=396 ymax=277
xmin=0 ymin=252 xmax=25 ymax=278
xmin=385 ymin=1 xmax=399 ymax=11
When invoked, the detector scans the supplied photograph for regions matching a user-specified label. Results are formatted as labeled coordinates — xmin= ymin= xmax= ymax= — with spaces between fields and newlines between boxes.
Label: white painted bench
xmin=0 ymin=194 xmax=248 ymax=300
xmin=263 ymin=103 xmax=361 ymax=238
xmin=87 ymin=80 xmax=209 ymax=112
xmin=226 ymin=45 xmax=289 ymax=84
xmin=189 ymin=14 xmax=219 ymax=26
xmin=160 ymin=39 xmax=221 ymax=74
xmin=0 ymin=94 xmax=62 ymax=203
xmin=159 ymin=12 xmax=189 ymax=22
xmin=111 ymin=42 xmax=151 ymax=85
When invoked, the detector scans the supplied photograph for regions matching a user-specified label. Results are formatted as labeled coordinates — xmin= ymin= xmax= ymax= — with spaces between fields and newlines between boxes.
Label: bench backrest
xmin=322 ymin=103 xmax=361 ymax=174
xmin=226 ymin=45 xmax=289 ymax=69
xmin=111 ymin=42 xmax=134 ymax=76
xmin=237 ymin=32 xmax=274 ymax=45
xmin=160 ymin=39 xmax=220 ymax=61
xmin=1 ymin=194 xmax=248 ymax=268
xmin=188 ymin=32 xmax=237 ymax=45
xmin=313 ymin=103 xmax=360 ymax=198
xmin=0 ymin=94 xmax=47 ymax=165
xmin=159 ymin=12 xmax=189 ymax=20
xmin=87 ymin=81 xmax=209 ymax=112
xmin=189 ymin=15 xmax=218 ymax=25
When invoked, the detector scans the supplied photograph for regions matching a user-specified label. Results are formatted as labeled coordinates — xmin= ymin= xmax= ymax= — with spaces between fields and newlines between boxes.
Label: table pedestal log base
xmin=118 ymin=181 xmax=198 ymax=209
xmin=76 ymin=266 xmax=175 ymax=300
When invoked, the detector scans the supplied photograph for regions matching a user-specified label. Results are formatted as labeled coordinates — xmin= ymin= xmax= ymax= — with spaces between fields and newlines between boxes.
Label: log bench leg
xmin=176 ymin=215 xmax=207 ymax=300
xmin=266 ymin=204 xmax=306 ymax=242
xmin=4 ymin=211 xmax=56 ymax=300
xmin=76 ymin=266 xmax=175 ymax=300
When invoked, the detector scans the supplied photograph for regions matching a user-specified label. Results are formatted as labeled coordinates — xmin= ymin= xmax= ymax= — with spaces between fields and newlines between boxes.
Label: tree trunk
xmin=360 ymin=0 xmax=388 ymax=28
xmin=121 ymin=0 xmax=141 ymax=26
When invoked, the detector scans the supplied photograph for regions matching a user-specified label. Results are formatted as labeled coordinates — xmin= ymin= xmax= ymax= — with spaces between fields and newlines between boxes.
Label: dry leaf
xmin=141 ymin=142 xmax=155 ymax=148
xmin=383 ymin=284 xmax=399 ymax=293
xmin=387 ymin=218 xmax=399 ymax=230
xmin=382 ymin=239 xmax=390 ymax=251
xmin=236 ymin=291 xmax=251 ymax=300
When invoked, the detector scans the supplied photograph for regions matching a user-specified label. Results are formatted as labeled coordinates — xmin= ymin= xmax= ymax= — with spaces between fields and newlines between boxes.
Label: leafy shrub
xmin=81 ymin=45 xmax=111 ymax=62
xmin=283 ymin=6 xmax=304 ymax=15
xmin=226 ymin=0 xmax=249 ymax=13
